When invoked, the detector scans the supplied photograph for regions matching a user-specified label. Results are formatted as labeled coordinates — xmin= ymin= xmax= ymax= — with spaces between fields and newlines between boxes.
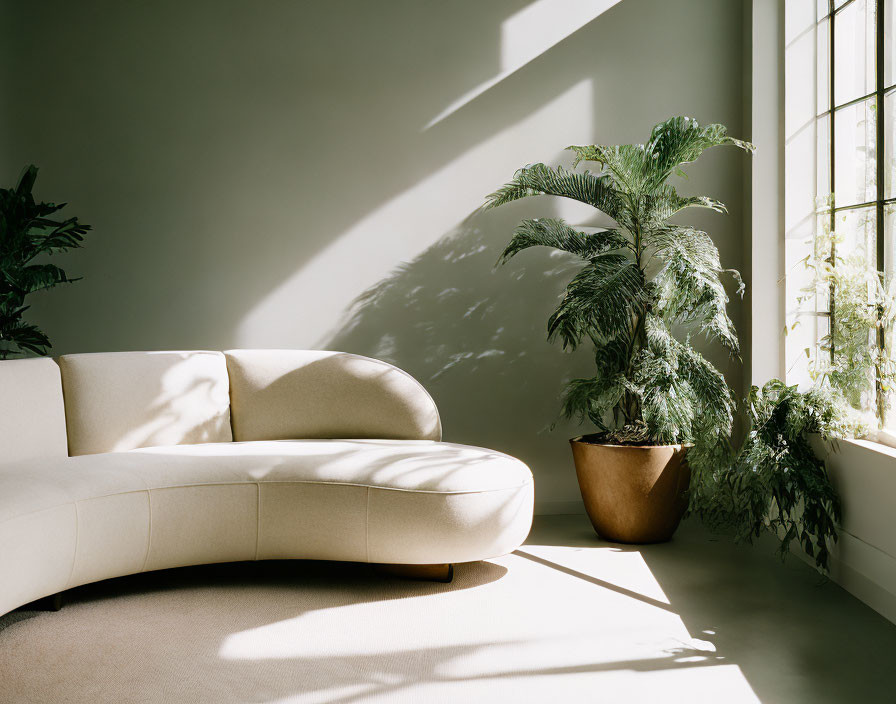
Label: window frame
xmin=819 ymin=0 xmax=890 ymax=423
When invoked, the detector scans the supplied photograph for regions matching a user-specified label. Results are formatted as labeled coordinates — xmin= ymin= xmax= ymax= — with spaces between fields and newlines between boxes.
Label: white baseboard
xmin=828 ymin=531 xmax=896 ymax=625
xmin=808 ymin=437 xmax=896 ymax=625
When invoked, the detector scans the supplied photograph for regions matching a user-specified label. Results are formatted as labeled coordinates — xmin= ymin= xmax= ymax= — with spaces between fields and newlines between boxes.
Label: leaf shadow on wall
xmin=323 ymin=202 xmax=598 ymax=504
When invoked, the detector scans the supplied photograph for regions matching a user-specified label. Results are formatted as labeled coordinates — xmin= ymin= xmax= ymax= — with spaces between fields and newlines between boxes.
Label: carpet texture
xmin=1 ymin=516 xmax=895 ymax=703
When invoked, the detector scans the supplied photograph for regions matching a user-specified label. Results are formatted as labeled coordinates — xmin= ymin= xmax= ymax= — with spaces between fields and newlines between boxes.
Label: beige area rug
xmin=1 ymin=515 xmax=895 ymax=704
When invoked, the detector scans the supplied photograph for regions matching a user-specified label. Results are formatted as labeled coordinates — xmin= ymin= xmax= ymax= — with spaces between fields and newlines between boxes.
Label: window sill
xmin=871 ymin=429 xmax=896 ymax=452
xmin=830 ymin=427 xmax=896 ymax=458
xmin=833 ymin=436 xmax=896 ymax=461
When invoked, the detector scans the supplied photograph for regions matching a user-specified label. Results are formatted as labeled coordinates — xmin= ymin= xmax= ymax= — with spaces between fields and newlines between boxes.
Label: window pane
xmin=819 ymin=0 xmax=831 ymax=20
xmin=835 ymin=205 xmax=877 ymax=261
xmin=834 ymin=97 xmax=877 ymax=206
xmin=884 ymin=205 xmax=896 ymax=430
xmin=885 ymin=90 xmax=896 ymax=197
xmin=815 ymin=212 xmax=834 ymax=315
xmin=887 ymin=0 xmax=896 ymax=87
xmin=885 ymin=203 xmax=896 ymax=275
xmin=832 ymin=206 xmax=877 ymax=414
xmin=834 ymin=0 xmax=876 ymax=106
xmin=818 ymin=114 xmax=832 ymax=196
xmin=819 ymin=17 xmax=831 ymax=113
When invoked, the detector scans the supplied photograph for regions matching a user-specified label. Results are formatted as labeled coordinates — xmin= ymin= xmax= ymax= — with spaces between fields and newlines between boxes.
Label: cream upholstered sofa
xmin=0 ymin=350 xmax=534 ymax=616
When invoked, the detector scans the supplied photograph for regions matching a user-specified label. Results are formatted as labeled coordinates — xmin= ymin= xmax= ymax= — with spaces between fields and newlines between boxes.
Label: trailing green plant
xmin=485 ymin=116 xmax=754 ymax=452
xmin=0 ymin=165 xmax=90 ymax=360
xmin=797 ymin=200 xmax=896 ymax=427
xmin=695 ymin=380 xmax=850 ymax=572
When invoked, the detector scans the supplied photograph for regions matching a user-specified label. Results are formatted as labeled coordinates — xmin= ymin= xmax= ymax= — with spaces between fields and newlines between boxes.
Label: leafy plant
xmin=697 ymin=380 xmax=848 ymax=572
xmin=798 ymin=201 xmax=896 ymax=427
xmin=485 ymin=116 xmax=754 ymax=451
xmin=0 ymin=166 xmax=90 ymax=360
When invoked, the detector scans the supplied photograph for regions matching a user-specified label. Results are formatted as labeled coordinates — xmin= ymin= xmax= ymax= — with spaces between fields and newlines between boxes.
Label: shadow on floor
xmin=0 ymin=545 xmax=754 ymax=704
xmin=527 ymin=515 xmax=896 ymax=704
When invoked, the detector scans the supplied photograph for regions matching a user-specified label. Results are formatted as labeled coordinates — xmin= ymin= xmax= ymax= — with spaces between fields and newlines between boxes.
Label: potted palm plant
xmin=486 ymin=116 xmax=754 ymax=543
xmin=0 ymin=165 xmax=90 ymax=359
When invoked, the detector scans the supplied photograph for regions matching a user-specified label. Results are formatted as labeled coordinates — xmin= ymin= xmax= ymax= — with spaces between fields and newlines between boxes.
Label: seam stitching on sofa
xmin=0 ymin=480 xmax=533 ymax=529
xmin=365 ymin=487 xmax=370 ymax=563
xmin=113 ymin=478 xmax=533 ymax=494
xmin=140 ymin=489 xmax=153 ymax=573
xmin=254 ymin=482 xmax=261 ymax=561
xmin=64 ymin=500 xmax=80 ymax=590
xmin=0 ymin=490 xmax=146 ymax=528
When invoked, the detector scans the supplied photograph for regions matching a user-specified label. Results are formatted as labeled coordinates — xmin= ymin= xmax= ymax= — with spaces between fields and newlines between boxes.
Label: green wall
xmin=3 ymin=0 xmax=746 ymax=511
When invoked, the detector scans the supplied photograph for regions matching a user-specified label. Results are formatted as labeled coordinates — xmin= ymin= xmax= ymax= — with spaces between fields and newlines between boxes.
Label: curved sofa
xmin=0 ymin=349 xmax=533 ymax=616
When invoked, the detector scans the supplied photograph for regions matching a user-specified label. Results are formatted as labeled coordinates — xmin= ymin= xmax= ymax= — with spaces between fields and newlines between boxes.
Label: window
xmin=786 ymin=1 xmax=896 ymax=436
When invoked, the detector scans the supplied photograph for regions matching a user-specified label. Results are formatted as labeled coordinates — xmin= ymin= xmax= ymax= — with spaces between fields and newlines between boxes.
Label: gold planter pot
xmin=569 ymin=437 xmax=691 ymax=544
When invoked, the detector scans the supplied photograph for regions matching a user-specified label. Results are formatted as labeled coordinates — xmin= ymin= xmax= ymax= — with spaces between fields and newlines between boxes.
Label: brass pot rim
xmin=569 ymin=436 xmax=694 ymax=450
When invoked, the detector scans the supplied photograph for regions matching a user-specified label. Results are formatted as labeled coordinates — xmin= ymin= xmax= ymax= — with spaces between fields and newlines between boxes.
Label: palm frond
xmin=560 ymin=373 xmax=626 ymax=429
xmin=547 ymin=254 xmax=645 ymax=350
xmin=484 ymin=163 xmax=627 ymax=223
xmin=566 ymin=143 xmax=651 ymax=195
xmin=0 ymin=318 xmax=51 ymax=356
xmin=4 ymin=263 xmax=74 ymax=293
xmin=649 ymin=225 xmax=741 ymax=352
xmin=642 ymin=116 xmax=755 ymax=189
xmin=0 ymin=165 xmax=89 ymax=359
xmin=497 ymin=218 xmax=629 ymax=265
xmin=643 ymin=188 xmax=727 ymax=225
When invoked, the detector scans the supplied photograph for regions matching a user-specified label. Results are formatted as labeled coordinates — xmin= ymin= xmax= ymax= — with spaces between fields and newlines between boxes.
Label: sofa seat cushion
xmin=126 ymin=439 xmax=531 ymax=493
xmin=0 ymin=440 xmax=532 ymax=524
xmin=0 ymin=455 xmax=150 ymax=525
xmin=0 ymin=440 xmax=533 ymax=590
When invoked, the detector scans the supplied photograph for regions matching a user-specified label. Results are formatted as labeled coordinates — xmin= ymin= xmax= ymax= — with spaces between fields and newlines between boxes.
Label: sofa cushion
xmin=0 ymin=358 xmax=69 ymax=464
xmin=0 ymin=439 xmax=534 ymax=614
xmin=58 ymin=351 xmax=232 ymax=455
xmin=0 ymin=439 xmax=530 ymax=520
xmin=0 ymin=453 xmax=149 ymax=523
xmin=224 ymin=350 xmax=441 ymax=442
xmin=126 ymin=439 xmax=529 ymax=492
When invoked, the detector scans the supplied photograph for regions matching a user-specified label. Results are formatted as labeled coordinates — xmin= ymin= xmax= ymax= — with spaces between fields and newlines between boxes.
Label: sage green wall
xmin=4 ymin=0 xmax=746 ymax=512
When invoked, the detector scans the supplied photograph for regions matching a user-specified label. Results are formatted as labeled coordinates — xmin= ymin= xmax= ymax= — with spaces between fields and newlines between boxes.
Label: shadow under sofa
xmin=0 ymin=349 xmax=534 ymax=616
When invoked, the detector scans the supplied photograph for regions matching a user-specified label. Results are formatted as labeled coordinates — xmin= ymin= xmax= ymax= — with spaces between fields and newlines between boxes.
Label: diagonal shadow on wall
xmin=323 ymin=200 xmax=598 ymax=507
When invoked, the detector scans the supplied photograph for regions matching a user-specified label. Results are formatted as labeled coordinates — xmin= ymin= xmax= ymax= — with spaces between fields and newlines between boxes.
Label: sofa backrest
xmin=58 ymin=351 xmax=232 ymax=455
xmin=225 ymin=349 xmax=442 ymax=442
xmin=0 ymin=357 xmax=70 ymax=464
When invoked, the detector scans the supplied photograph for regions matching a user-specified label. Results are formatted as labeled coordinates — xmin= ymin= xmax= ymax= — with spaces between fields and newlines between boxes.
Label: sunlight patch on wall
xmin=422 ymin=0 xmax=621 ymax=130
xmin=783 ymin=1 xmax=824 ymax=388
xmin=236 ymin=79 xmax=594 ymax=350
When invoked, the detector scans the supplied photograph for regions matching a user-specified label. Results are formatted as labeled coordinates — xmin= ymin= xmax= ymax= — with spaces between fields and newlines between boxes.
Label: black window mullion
xmin=876 ymin=0 xmax=886 ymax=421
xmin=829 ymin=0 xmax=837 ymax=361
xmin=833 ymin=199 xmax=878 ymax=212
xmin=833 ymin=88 xmax=879 ymax=111
xmin=877 ymin=0 xmax=886 ymax=273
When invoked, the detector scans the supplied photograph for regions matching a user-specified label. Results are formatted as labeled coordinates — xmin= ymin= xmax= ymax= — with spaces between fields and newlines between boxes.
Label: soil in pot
xmin=570 ymin=434 xmax=691 ymax=544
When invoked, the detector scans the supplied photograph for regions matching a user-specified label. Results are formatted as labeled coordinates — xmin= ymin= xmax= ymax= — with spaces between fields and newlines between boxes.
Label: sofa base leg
xmin=28 ymin=592 xmax=64 ymax=612
xmin=374 ymin=563 xmax=454 ymax=583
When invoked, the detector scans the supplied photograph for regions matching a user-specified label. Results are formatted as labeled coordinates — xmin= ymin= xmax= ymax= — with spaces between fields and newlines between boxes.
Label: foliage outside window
xmin=802 ymin=0 xmax=896 ymax=435
xmin=801 ymin=198 xmax=896 ymax=429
